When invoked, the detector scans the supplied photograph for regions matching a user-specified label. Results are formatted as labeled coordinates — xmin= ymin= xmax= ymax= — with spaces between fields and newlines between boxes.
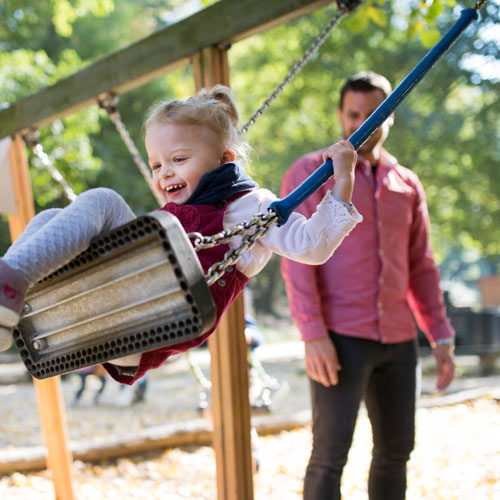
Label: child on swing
xmin=0 ymin=85 xmax=361 ymax=384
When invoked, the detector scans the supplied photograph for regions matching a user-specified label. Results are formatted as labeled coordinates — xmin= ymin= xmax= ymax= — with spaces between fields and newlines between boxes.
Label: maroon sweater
xmin=104 ymin=200 xmax=250 ymax=384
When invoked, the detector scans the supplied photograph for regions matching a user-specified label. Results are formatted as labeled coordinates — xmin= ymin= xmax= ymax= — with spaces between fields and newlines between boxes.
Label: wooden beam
xmin=32 ymin=378 xmax=74 ymax=500
xmin=193 ymin=47 xmax=254 ymax=500
xmin=6 ymin=137 xmax=35 ymax=235
xmin=0 ymin=410 xmax=315 ymax=476
xmin=0 ymin=0 xmax=331 ymax=138
xmin=209 ymin=294 xmax=254 ymax=500
xmin=7 ymin=136 xmax=74 ymax=500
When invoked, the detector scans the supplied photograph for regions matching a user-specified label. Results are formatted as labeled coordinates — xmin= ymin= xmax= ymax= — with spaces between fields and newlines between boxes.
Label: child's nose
xmin=159 ymin=164 xmax=174 ymax=178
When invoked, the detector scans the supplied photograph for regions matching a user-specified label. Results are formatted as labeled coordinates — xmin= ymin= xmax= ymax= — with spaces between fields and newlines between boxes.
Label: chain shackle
xmin=336 ymin=0 xmax=363 ymax=12
xmin=474 ymin=0 xmax=488 ymax=10
xmin=97 ymin=93 xmax=119 ymax=116
xmin=188 ymin=210 xmax=278 ymax=286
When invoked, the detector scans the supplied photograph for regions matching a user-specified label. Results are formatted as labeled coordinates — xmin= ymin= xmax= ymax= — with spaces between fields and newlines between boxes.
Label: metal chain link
xmin=95 ymin=2 xmax=362 ymax=283
xmin=97 ymin=92 xmax=280 ymax=285
xmin=98 ymin=94 xmax=164 ymax=206
xmin=474 ymin=0 xmax=488 ymax=10
xmin=96 ymin=93 xmax=280 ymax=284
xmin=19 ymin=0 xmax=362 ymax=285
xmin=189 ymin=210 xmax=278 ymax=286
xmin=239 ymin=5 xmax=351 ymax=135
xmin=18 ymin=0 xmax=483 ymax=287
xmin=23 ymin=129 xmax=77 ymax=202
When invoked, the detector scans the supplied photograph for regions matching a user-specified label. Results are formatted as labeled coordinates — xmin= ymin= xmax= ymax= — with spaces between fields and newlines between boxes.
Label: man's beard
xmin=353 ymin=136 xmax=377 ymax=155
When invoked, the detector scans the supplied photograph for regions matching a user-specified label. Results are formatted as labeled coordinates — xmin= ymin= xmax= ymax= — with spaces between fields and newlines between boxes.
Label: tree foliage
xmin=231 ymin=1 xmax=499 ymax=250
xmin=0 ymin=0 xmax=499 ymax=310
xmin=229 ymin=0 xmax=500 ymax=307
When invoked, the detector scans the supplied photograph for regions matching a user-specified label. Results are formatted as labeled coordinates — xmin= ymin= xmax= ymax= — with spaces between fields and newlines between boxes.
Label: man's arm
xmin=407 ymin=176 xmax=455 ymax=391
xmin=280 ymin=155 xmax=341 ymax=387
xmin=281 ymin=257 xmax=341 ymax=386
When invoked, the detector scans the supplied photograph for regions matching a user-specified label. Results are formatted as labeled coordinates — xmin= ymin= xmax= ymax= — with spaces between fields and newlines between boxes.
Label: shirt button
xmin=378 ymin=301 xmax=383 ymax=309
xmin=217 ymin=278 xmax=227 ymax=287
xmin=225 ymin=266 xmax=234 ymax=274
xmin=379 ymin=278 xmax=384 ymax=285
xmin=380 ymin=250 xmax=384 ymax=257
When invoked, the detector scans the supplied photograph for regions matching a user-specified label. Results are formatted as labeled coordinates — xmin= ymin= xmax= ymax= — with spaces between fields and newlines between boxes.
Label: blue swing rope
xmin=270 ymin=3 xmax=486 ymax=226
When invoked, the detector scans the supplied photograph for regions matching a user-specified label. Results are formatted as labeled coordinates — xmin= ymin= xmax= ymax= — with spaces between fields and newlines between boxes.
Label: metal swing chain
xmin=239 ymin=1 xmax=360 ymax=135
xmin=96 ymin=93 xmax=279 ymax=284
xmin=98 ymin=94 xmax=165 ymax=206
xmin=190 ymin=210 xmax=279 ymax=286
xmin=96 ymin=0 xmax=361 ymax=286
xmin=226 ymin=0 xmax=487 ymax=287
xmin=22 ymin=129 xmax=77 ymax=202
xmin=193 ymin=1 xmax=361 ymax=284
xmin=19 ymin=0 xmax=485 ymax=288
xmin=95 ymin=92 xmax=280 ymax=284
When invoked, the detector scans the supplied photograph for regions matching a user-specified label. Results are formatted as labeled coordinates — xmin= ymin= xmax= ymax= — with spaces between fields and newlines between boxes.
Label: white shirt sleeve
xmin=223 ymin=188 xmax=362 ymax=278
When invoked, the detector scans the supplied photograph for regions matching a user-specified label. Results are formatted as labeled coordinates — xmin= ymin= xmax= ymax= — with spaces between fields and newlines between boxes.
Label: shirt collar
xmin=356 ymin=147 xmax=397 ymax=175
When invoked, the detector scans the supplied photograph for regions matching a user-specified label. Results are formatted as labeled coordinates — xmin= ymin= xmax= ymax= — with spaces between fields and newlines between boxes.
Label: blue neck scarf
xmin=185 ymin=162 xmax=258 ymax=206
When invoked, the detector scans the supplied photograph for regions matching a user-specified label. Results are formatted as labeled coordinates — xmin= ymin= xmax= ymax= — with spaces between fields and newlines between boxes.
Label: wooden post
xmin=7 ymin=135 xmax=74 ymax=500
xmin=192 ymin=47 xmax=255 ymax=500
xmin=6 ymin=136 xmax=36 ymax=239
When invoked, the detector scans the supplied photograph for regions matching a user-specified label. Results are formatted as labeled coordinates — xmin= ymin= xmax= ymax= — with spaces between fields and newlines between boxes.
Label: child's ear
xmin=221 ymin=150 xmax=236 ymax=164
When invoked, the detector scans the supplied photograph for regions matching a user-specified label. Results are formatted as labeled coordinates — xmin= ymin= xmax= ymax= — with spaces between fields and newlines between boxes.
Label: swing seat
xmin=13 ymin=211 xmax=216 ymax=380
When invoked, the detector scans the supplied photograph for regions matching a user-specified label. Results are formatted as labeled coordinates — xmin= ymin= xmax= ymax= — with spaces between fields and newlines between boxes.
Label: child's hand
xmin=323 ymin=140 xmax=357 ymax=183
xmin=323 ymin=140 xmax=357 ymax=205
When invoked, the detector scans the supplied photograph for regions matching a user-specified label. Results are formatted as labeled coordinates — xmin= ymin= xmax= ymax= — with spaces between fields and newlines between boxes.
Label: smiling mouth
xmin=164 ymin=183 xmax=186 ymax=193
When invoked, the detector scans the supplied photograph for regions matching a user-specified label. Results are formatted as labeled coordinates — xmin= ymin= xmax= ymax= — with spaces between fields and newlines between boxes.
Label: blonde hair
xmin=144 ymin=85 xmax=251 ymax=165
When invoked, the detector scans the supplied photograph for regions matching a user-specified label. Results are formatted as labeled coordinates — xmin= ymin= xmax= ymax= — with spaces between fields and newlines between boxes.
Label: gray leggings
xmin=4 ymin=188 xmax=136 ymax=288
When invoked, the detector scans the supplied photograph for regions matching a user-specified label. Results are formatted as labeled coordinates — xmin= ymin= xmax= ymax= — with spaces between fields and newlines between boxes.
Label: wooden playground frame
xmin=0 ymin=1 xmax=332 ymax=499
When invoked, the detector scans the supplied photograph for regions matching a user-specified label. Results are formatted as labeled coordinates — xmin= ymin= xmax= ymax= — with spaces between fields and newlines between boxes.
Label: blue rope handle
xmin=269 ymin=8 xmax=479 ymax=225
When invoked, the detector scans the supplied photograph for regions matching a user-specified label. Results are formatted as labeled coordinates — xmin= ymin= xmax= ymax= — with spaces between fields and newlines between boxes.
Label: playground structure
xmin=0 ymin=0 xmax=490 ymax=499
xmin=0 ymin=2 xmax=340 ymax=499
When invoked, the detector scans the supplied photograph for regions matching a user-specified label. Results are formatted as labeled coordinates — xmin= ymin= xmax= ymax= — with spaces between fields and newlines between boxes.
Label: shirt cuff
xmin=429 ymin=323 xmax=456 ymax=346
xmin=297 ymin=318 xmax=331 ymax=342
xmin=331 ymin=195 xmax=356 ymax=215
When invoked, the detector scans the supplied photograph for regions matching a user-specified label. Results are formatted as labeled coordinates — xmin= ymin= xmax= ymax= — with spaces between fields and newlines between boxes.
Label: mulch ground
xmin=0 ymin=348 xmax=499 ymax=499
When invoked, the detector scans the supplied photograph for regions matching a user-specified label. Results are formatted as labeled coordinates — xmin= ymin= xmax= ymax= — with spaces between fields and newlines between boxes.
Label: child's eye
xmin=173 ymin=156 xmax=186 ymax=163
xmin=151 ymin=163 xmax=161 ymax=171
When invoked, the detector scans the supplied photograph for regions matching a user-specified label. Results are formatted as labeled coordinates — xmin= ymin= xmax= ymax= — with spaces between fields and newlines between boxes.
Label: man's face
xmin=337 ymin=89 xmax=392 ymax=156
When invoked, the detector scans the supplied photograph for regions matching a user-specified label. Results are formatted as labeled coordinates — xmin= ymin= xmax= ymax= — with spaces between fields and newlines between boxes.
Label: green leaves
xmin=0 ymin=50 xmax=56 ymax=102
xmin=420 ymin=27 xmax=441 ymax=47
xmin=406 ymin=0 xmax=457 ymax=47
xmin=0 ymin=0 xmax=498 ymax=277
xmin=52 ymin=0 xmax=114 ymax=36
xmin=427 ymin=0 xmax=445 ymax=20
xmin=230 ymin=0 xmax=499 ymax=269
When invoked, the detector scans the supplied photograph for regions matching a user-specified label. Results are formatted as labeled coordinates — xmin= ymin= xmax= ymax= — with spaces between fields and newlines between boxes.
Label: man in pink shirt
xmin=281 ymin=71 xmax=455 ymax=500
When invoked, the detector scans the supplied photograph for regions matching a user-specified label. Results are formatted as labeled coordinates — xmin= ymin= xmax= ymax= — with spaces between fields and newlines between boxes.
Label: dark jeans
xmin=304 ymin=332 xmax=417 ymax=500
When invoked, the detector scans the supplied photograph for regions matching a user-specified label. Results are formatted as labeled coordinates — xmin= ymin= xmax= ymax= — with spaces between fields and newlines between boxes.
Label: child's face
xmin=146 ymin=122 xmax=229 ymax=205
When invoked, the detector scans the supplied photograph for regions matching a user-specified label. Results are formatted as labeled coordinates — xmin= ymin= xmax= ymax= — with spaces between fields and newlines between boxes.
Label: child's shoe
xmin=0 ymin=260 xmax=28 ymax=351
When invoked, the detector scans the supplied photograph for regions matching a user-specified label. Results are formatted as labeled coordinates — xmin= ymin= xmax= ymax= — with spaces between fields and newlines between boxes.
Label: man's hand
xmin=433 ymin=344 xmax=455 ymax=392
xmin=304 ymin=337 xmax=341 ymax=387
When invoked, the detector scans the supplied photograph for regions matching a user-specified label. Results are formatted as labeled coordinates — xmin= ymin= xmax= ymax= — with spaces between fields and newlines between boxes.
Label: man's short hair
xmin=339 ymin=71 xmax=392 ymax=109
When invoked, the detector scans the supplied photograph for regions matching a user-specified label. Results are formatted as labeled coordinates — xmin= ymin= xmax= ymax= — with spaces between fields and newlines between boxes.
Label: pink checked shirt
xmin=280 ymin=147 xmax=454 ymax=345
